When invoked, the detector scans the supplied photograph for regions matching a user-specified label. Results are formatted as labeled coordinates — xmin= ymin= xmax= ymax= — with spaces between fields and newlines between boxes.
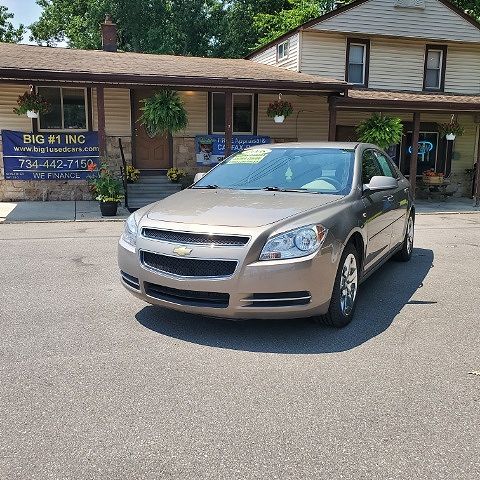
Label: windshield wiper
xmin=262 ymin=186 xmax=315 ymax=193
xmin=192 ymin=184 xmax=219 ymax=189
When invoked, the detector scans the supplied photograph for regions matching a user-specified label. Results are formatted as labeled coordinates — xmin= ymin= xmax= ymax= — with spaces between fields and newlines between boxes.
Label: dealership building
xmin=1 ymin=0 xmax=480 ymax=208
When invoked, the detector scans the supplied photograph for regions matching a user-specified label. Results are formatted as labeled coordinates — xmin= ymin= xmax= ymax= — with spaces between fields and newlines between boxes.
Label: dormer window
xmin=346 ymin=38 xmax=370 ymax=86
xmin=277 ymin=40 xmax=289 ymax=62
xmin=424 ymin=45 xmax=447 ymax=91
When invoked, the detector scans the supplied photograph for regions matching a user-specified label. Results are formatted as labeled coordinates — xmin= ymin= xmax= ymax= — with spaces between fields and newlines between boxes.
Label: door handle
xmin=384 ymin=195 xmax=394 ymax=202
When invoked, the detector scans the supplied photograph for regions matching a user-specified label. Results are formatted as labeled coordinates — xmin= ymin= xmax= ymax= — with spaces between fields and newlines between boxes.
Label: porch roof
xmin=0 ymin=42 xmax=345 ymax=93
xmin=333 ymin=88 xmax=480 ymax=111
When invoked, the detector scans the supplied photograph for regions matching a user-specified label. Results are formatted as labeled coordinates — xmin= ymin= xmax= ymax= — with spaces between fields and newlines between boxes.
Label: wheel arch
xmin=344 ymin=229 xmax=366 ymax=274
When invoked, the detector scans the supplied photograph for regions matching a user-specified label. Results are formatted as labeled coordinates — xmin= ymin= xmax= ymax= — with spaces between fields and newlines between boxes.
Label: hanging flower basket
xmin=13 ymin=91 xmax=51 ymax=118
xmin=267 ymin=100 xmax=293 ymax=123
xmin=438 ymin=117 xmax=464 ymax=141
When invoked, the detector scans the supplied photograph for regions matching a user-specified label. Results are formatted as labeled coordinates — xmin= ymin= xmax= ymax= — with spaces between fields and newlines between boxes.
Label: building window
xmin=424 ymin=45 xmax=447 ymax=91
xmin=277 ymin=40 xmax=289 ymax=62
xmin=401 ymin=131 xmax=440 ymax=176
xmin=211 ymin=93 xmax=254 ymax=134
xmin=38 ymin=87 xmax=88 ymax=131
xmin=346 ymin=39 xmax=369 ymax=86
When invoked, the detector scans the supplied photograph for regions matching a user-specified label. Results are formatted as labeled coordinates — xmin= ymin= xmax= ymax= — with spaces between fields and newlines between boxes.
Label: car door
xmin=374 ymin=150 xmax=408 ymax=249
xmin=361 ymin=149 xmax=394 ymax=271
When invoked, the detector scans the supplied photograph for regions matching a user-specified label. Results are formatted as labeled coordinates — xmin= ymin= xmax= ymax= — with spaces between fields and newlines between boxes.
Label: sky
xmin=2 ymin=0 xmax=42 ymax=43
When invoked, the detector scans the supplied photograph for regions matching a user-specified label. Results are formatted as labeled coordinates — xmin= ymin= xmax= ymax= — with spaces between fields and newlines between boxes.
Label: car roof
xmin=257 ymin=142 xmax=362 ymax=149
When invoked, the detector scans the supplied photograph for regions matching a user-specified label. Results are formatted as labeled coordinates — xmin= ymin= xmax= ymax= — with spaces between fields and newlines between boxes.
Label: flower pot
xmin=445 ymin=133 xmax=456 ymax=141
xmin=274 ymin=115 xmax=285 ymax=124
xmin=27 ymin=110 xmax=39 ymax=119
xmin=99 ymin=201 xmax=118 ymax=217
xmin=423 ymin=175 xmax=443 ymax=185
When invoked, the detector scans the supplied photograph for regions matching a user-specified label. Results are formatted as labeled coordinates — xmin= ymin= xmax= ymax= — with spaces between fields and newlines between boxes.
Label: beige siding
xmin=311 ymin=0 xmax=480 ymax=43
xmin=258 ymin=94 xmax=329 ymax=141
xmin=250 ymin=33 xmax=299 ymax=71
xmin=445 ymin=45 xmax=480 ymax=94
xmin=369 ymin=38 xmax=425 ymax=90
xmin=0 ymin=84 xmax=33 ymax=132
xmin=300 ymin=32 xmax=345 ymax=80
xmin=91 ymin=88 xmax=131 ymax=135
xmin=174 ymin=91 xmax=208 ymax=137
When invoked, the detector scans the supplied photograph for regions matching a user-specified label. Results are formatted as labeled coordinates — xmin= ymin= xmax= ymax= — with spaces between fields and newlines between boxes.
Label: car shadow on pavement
xmin=135 ymin=248 xmax=434 ymax=354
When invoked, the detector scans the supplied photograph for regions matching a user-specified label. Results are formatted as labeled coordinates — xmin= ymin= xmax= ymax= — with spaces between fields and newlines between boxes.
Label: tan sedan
xmin=118 ymin=143 xmax=414 ymax=327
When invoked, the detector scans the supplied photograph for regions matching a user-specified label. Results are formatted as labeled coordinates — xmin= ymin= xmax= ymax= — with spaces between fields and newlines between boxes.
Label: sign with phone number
xmin=1 ymin=130 xmax=99 ymax=180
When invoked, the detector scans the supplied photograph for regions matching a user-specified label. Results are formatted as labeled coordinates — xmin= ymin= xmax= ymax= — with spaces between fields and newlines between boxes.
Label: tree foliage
xmin=29 ymin=0 xmax=480 ymax=58
xmin=0 ymin=5 xmax=25 ymax=43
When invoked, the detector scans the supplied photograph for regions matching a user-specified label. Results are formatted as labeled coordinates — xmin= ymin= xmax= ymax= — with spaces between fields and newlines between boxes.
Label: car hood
xmin=146 ymin=189 xmax=340 ymax=227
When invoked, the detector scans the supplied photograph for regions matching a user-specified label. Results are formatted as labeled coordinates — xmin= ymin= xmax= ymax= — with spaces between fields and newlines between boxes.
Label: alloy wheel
xmin=406 ymin=216 xmax=414 ymax=255
xmin=339 ymin=253 xmax=358 ymax=316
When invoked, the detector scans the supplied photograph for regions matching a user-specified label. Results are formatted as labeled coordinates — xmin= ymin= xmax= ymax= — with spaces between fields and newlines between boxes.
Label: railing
xmin=118 ymin=137 xmax=129 ymax=210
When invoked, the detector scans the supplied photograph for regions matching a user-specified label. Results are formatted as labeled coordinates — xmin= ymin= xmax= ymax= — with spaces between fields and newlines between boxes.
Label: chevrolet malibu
xmin=118 ymin=142 xmax=414 ymax=327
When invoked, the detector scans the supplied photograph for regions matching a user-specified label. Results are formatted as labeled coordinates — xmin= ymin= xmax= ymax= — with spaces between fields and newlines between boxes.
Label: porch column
xmin=328 ymin=97 xmax=337 ymax=141
xmin=224 ymin=92 xmax=233 ymax=158
xmin=409 ymin=111 xmax=421 ymax=198
xmin=474 ymin=125 xmax=480 ymax=207
xmin=96 ymin=85 xmax=107 ymax=159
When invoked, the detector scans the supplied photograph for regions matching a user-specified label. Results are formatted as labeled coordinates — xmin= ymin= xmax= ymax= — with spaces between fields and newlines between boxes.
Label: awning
xmin=332 ymin=88 xmax=480 ymax=112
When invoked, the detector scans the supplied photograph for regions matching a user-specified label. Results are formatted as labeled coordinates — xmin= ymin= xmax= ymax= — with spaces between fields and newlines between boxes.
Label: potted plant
xmin=125 ymin=165 xmax=140 ymax=183
xmin=13 ymin=90 xmax=50 ymax=119
xmin=167 ymin=167 xmax=187 ymax=183
xmin=267 ymin=99 xmax=293 ymax=123
xmin=422 ymin=168 xmax=444 ymax=185
xmin=139 ymin=90 xmax=188 ymax=137
xmin=439 ymin=117 xmax=464 ymax=141
xmin=356 ymin=113 xmax=404 ymax=149
xmin=88 ymin=163 xmax=124 ymax=216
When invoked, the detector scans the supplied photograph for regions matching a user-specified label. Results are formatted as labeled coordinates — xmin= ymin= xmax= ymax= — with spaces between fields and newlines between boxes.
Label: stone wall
xmin=0 ymin=135 xmax=132 ymax=202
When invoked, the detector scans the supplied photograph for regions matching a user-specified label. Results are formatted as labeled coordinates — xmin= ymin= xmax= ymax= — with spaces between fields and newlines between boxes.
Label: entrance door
xmin=133 ymin=89 xmax=171 ymax=170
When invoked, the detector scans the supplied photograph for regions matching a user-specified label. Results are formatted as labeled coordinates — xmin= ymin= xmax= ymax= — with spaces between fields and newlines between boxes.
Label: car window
xmin=362 ymin=149 xmax=383 ymax=184
xmin=194 ymin=147 xmax=355 ymax=195
xmin=374 ymin=151 xmax=397 ymax=178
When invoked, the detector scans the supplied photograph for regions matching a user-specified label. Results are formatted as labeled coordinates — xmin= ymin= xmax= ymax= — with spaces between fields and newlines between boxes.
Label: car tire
xmin=394 ymin=213 xmax=414 ymax=262
xmin=320 ymin=243 xmax=359 ymax=328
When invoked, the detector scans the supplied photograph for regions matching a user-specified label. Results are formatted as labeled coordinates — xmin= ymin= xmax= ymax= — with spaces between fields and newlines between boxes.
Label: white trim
xmin=38 ymin=86 xmax=89 ymax=132
xmin=347 ymin=42 xmax=367 ymax=85
xmin=277 ymin=40 xmax=290 ymax=62
xmin=211 ymin=92 xmax=255 ymax=135
xmin=424 ymin=47 xmax=444 ymax=90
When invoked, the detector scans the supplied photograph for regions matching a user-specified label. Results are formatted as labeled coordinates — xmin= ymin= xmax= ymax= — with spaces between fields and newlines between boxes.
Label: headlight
xmin=122 ymin=213 xmax=138 ymax=247
xmin=259 ymin=225 xmax=328 ymax=261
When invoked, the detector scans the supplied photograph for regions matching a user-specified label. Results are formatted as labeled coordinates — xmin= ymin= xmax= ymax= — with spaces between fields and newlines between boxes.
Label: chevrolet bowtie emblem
xmin=173 ymin=246 xmax=193 ymax=257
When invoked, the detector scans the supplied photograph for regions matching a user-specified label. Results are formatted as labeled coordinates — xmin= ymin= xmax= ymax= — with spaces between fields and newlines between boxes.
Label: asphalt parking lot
xmin=1 ymin=214 xmax=479 ymax=479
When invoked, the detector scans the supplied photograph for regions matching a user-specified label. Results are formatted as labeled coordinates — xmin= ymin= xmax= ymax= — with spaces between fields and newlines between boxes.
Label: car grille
xmin=145 ymin=282 xmax=229 ymax=308
xmin=142 ymin=228 xmax=250 ymax=247
xmin=141 ymin=251 xmax=237 ymax=277
xmin=241 ymin=291 xmax=312 ymax=308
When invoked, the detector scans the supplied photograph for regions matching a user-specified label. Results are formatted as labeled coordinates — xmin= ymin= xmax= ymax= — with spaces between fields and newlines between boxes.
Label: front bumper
xmin=118 ymin=228 xmax=339 ymax=320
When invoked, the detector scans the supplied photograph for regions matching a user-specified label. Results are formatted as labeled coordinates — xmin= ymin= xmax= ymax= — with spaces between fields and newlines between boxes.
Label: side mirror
xmin=194 ymin=172 xmax=207 ymax=183
xmin=364 ymin=175 xmax=398 ymax=192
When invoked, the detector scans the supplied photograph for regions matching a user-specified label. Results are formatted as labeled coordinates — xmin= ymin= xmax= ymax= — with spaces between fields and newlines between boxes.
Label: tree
xmin=0 ymin=5 xmax=25 ymax=43
xmin=30 ymin=0 xmax=224 ymax=56
xmin=212 ymin=0 xmax=290 ymax=58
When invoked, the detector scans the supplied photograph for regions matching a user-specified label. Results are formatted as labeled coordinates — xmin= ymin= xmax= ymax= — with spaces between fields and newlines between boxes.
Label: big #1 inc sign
xmin=1 ymin=130 xmax=99 ymax=180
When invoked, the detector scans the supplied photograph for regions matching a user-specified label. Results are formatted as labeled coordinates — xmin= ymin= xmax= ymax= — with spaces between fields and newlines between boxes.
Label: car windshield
xmin=193 ymin=147 xmax=355 ymax=195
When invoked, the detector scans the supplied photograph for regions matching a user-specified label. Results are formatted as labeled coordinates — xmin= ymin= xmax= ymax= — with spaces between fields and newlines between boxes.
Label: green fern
xmin=139 ymin=90 xmax=188 ymax=136
xmin=356 ymin=113 xmax=404 ymax=150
